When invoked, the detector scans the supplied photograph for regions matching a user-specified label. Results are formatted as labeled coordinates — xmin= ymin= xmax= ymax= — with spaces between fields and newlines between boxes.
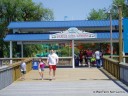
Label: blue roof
xmin=4 ymin=32 xmax=119 ymax=41
xmin=97 ymin=32 xmax=119 ymax=39
xmin=8 ymin=20 xmax=119 ymax=29
xmin=4 ymin=34 xmax=49 ymax=41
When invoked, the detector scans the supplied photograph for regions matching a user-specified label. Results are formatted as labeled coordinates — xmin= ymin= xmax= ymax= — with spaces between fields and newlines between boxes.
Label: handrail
xmin=32 ymin=57 xmax=72 ymax=66
xmin=103 ymin=56 xmax=120 ymax=79
xmin=112 ymin=55 xmax=128 ymax=63
xmin=0 ymin=58 xmax=30 ymax=67
xmin=119 ymin=62 xmax=128 ymax=85
xmin=9 ymin=58 xmax=32 ymax=81
xmin=0 ymin=58 xmax=32 ymax=90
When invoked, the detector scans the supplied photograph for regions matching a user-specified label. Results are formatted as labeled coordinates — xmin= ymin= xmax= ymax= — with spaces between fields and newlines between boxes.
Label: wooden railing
xmin=0 ymin=58 xmax=25 ymax=67
xmin=103 ymin=57 xmax=120 ymax=79
xmin=32 ymin=57 xmax=72 ymax=66
xmin=10 ymin=58 xmax=32 ymax=81
xmin=1 ymin=56 xmax=128 ymax=89
xmin=0 ymin=57 xmax=72 ymax=90
xmin=0 ymin=58 xmax=32 ymax=90
xmin=119 ymin=62 xmax=128 ymax=85
xmin=103 ymin=56 xmax=128 ymax=85
xmin=112 ymin=55 xmax=128 ymax=63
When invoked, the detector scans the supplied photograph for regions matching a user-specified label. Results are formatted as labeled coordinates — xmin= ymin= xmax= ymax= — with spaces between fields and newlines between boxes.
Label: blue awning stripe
xmin=4 ymin=34 xmax=49 ymax=41
xmin=4 ymin=32 xmax=119 ymax=41
xmin=97 ymin=32 xmax=119 ymax=39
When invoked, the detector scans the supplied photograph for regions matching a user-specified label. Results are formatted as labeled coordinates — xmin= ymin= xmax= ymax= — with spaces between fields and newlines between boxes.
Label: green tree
xmin=111 ymin=0 xmax=128 ymax=19
xmin=0 ymin=0 xmax=54 ymax=57
xmin=87 ymin=0 xmax=128 ymax=20
xmin=60 ymin=46 xmax=79 ymax=57
xmin=86 ymin=0 xmax=127 ymax=56
xmin=87 ymin=8 xmax=107 ymax=20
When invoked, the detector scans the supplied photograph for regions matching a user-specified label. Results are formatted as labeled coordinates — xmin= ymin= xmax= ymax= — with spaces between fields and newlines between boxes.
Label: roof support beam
xmin=9 ymin=41 xmax=12 ymax=64
xmin=21 ymin=42 xmax=24 ymax=57
xmin=72 ymin=40 xmax=75 ymax=68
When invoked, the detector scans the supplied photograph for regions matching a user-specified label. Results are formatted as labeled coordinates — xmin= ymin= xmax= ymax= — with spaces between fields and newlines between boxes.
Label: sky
xmin=32 ymin=0 xmax=113 ymax=21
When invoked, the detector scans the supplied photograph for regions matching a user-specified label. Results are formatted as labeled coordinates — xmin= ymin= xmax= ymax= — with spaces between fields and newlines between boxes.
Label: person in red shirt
xmin=86 ymin=49 xmax=93 ymax=67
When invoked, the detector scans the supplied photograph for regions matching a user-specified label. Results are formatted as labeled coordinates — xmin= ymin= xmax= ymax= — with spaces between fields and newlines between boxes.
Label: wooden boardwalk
xmin=0 ymin=68 xmax=128 ymax=96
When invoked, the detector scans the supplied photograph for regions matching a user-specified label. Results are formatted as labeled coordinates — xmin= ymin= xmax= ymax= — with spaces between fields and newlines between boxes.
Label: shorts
xmin=38 ymin=68 xmax=44 ymax=72
xmin=21 ymin=71 xmax=26 ymax=74
xmin=49 ymin=65 xmax=56 ymax=70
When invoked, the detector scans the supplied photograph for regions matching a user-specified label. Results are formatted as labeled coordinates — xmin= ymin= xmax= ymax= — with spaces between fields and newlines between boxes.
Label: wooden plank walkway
xmin=0 ymin=68 xmax=128 ymax=96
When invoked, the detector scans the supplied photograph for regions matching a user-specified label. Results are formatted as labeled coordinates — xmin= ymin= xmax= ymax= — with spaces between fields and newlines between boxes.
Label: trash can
xmin=32 ymin=59 xmax=39 ymax=70
xmin=75 ymin=56 xmax=79 ymax=67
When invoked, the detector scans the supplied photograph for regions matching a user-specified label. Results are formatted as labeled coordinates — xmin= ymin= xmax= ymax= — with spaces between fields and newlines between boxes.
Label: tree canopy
xmin=87 ymin=9 xmax=107 ymax=20
xmin=87 ymin=0 xmax=128 ymax=20
xmin=0 ymin=0 xmax=54 ymax=57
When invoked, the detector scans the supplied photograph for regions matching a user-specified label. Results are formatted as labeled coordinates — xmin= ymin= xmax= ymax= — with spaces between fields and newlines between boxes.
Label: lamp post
xmin=105 ymin=7 xmax=113 ymax=58
xmin=109 ymin=12 xmax=113 ymax=58
xmin=118 ymin=5 xmax=123 ymax=63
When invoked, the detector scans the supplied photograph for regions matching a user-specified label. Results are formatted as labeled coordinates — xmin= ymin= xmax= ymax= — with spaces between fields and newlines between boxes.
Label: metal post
xmin=72 ymin=40 xmax=75 ymax=68
xmin=110 ymin=12 xmax=113 ymax=58
xmin=10 ymin=41 xmax=12 ymax=64
xmin=21 ymin=42 xmax=23 ymax=57
xmin=118 ymin=5 xmax=123 ymax=63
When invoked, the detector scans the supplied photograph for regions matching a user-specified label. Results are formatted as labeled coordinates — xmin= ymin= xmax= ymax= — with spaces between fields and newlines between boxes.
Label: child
xmin=90 ymin=55 xmax=96 ymax=67
xmin=38 ymin=58 xmax=46 ymax=80
xmin=20 ymin=59 xmax=26 ymax=80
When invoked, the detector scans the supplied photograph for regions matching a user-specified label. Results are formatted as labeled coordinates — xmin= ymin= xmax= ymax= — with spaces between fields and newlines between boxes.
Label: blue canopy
xmin=4 ymin=32 xmax=119 ymax=41
xmin=8 ymin=20 xmax=118 ymax=29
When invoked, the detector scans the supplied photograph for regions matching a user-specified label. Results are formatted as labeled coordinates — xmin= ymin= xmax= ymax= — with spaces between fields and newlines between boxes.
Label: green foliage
xmin=0 ymin=0 xmax=54 ymax=22
xmin=24 ymin=44 xmax=43 ymax=57
xmin=87 ymin=0 xmax=128 ymax=20
xmin=60 ymin=46 xmax=71 ymax=57
xmin=87 ymin=9 xmax=107 ymax=20
xmin=60 ymin=46 xmax=79 ymax=57
xmin=0 ymin=0 xmax=54 ymax=57
xmin=111 ymin=0 xmax=128 ymax=19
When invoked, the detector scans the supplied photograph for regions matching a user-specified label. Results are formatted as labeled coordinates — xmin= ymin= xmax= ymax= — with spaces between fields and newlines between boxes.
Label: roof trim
xmin=4 ymin=32 xmax=119 ymax=42
xmin=8 ymin=20 xmax=119 ymax=29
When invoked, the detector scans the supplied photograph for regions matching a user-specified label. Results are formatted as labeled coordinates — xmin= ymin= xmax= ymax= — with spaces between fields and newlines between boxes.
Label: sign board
xmin=49 ymin=27 xmax=97 ymax=39
xmin=123 ymin=18 xmax=128 ymax=53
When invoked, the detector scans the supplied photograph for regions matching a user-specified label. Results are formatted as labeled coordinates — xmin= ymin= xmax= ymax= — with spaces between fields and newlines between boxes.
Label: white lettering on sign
xmin=49 ymin=27 xmax=97 ymax=39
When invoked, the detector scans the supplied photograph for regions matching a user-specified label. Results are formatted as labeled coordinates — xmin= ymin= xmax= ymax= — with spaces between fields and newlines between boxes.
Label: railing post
xmin=118 ymin=5 xmax=123 ymax=63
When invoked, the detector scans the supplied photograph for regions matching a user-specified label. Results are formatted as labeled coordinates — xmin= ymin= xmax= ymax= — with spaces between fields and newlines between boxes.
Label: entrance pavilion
xmin=4 ymin=20 xmax=120 ymax=68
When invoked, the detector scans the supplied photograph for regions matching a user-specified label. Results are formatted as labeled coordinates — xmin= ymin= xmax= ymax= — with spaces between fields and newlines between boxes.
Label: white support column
xmin=21 ymin=42 xmax=24 ymax=58
xmin=10 ymin=41 xmax=12 ymax=64
xmin=72 ymin=40 xmax=75 ymax=68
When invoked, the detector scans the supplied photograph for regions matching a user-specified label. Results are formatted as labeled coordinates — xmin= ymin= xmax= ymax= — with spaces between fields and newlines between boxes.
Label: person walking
xmin=86 ymin=49 xmax=93 ymax=67
xmin=95 ymin=49 xmax=101 ymax=68
xmin=47 ymin=50 xmax=59 ymax=80
xmin=79 ymin=51 xmax=83 ymax=66
xmin=100 ymin=50 xmax=103 ymax=67
xmin=38 ymin=58 xmax=45 ymax=80
xmin=20 ymin=59 xmax=26 ymax=80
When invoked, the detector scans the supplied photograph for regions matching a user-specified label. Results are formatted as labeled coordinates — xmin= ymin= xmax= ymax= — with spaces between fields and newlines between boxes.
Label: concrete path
xmin=0 ymin=68 xmax=128 ymax=96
